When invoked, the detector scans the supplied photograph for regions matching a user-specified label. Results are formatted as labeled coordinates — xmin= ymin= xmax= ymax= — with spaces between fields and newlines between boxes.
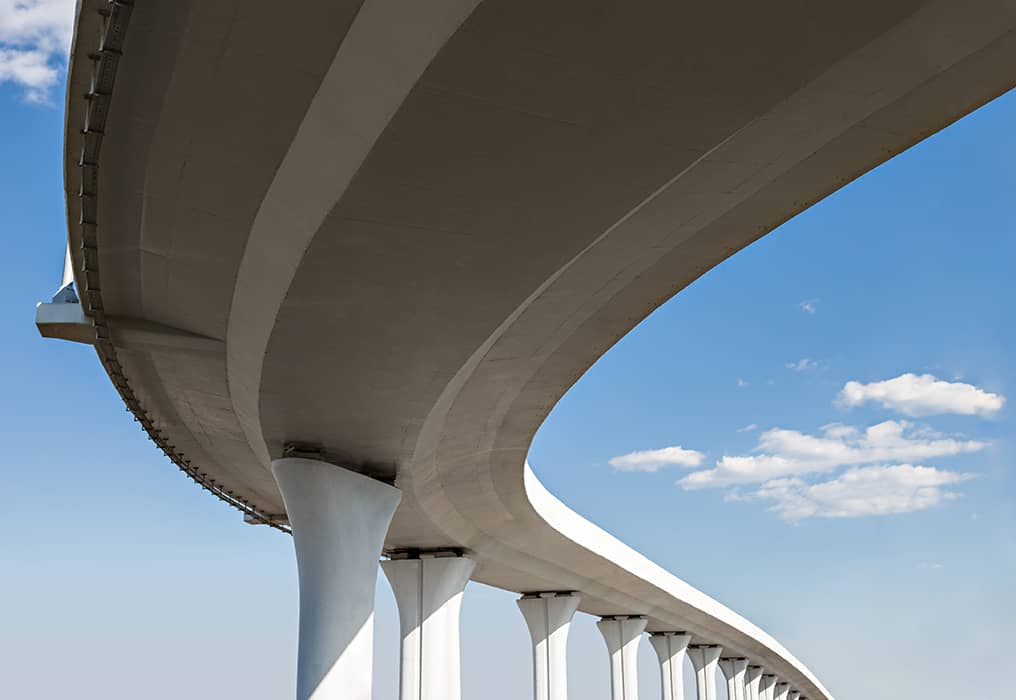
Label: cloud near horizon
xmin=611 ymin=372 xmax=996 ymax=522
xmin=0 ymin=0 xmax=75 ymax=102
xmin=838 ymin=372 xmax=1004 ymax=417
xmin=609 ymin=446 xmax=704 ymax=472
xmin=678 ymin=420 xmax=984 ymax=489
xmin=742 ymin=464 xmax=974 ymax=522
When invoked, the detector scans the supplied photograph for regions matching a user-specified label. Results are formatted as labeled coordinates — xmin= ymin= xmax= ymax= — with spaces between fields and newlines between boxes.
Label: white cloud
xmin=736 ymin=423 xmax=759 ymax=433
xmin=736 ymin=377 xmax=749 ymax=388
xmin=838 ymin=373 xmax=1005 ymax=417
xmin=609 ymin=446 xmax=704 ymax=473
xmin=0 ymin=47 xmax=55 ymax=101
xmin=799 ymin=299 xmax=819 ymax=314
xmin=918 ymin=562 xmax=945 ymax=570
xmin=678 ymin=420 xmax=984 ymax=489
xmin=0 ymin=0 xmax=75 ymax=102
xmin=785 ymin=358 xmax=819 ymax=372
xmin=750 ymin=464 xmax=974 ymax=522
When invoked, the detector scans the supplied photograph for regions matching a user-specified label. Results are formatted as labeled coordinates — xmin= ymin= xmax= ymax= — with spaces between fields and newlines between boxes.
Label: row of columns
xmin=272 ymin=458 xmax=810 ymax=700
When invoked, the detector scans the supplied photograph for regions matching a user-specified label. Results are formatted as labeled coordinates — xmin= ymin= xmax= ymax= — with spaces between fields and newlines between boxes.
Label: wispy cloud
xmin=785 ymin=358 xmax=819 ymax=372
xmin=736 ymin=377 xmax=749 ymax=388
xmin=838 ymin=373 xmax=1005 ymax=417
xmin=750 ymin=465 xmax=974 ymax=522
xmin=799 ymin=298 xmax=820 ymax=314
xmin=918 ymin=562 xmax=945 ymax=570
xmin=609 ymin=446 xmax=704 ymax=473
xmin=678 ymin=420 xmax=985 ymax=489
xmin=736 ymin=423 xmax=759 ymax=433
xmin=0 ymin=0 xmax=75 ymax=103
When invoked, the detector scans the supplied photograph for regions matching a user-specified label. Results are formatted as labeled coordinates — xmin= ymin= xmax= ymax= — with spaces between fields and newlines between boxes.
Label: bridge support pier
xmin=381 ymin=552 xmax=474 ymax=700
xmin=517 ymin=592 xmax=580 ymax=700
xmin=272 ymin=457 xmax=401 ymax=700
xmin=718 ymin=658 xmax=748 ymax=700
xmin=760 ymin=675 xmax=778 ymax=700
xmin=649 ymin=632 xmax=690 ymax=700
xmin=745 ymin=666 xmax=764 ymax=700
xmin=597 ymin=615 xmax=647 ymax=700
xmin=688 ymin=645 xmax=722 ymax=700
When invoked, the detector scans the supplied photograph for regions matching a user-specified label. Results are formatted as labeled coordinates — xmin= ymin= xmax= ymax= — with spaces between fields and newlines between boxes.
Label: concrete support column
xmin=648 ymin=632 xmax=691 ymax=700
xmin=517 ymin=592 xmax=581 ymax=700
xmin=272 ymin=457 xmax=402 ymax=700
xmin=788 ymin=690 xmax=800 ymax=700
xmin=718 ymin=658 xmax=748 ymax=700
xmin=381 ymin=553 xmax=475 ymax=700
xmin=759 ymin=675 xmax=778 ymax=700
xmin=744 ymin=666 xmax=764 ymax=700
xmin=597 ymin=615 xmax=648 ymax=700
xmin=687 ymin=646 xmax=722 ymax=700
xmin=774 ymin=683 xmax=790 ymax=700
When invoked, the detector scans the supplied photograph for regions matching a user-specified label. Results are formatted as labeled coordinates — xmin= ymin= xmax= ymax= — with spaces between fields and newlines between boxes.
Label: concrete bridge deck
xmin=42 ymin=1 xmax=1016 ymax=698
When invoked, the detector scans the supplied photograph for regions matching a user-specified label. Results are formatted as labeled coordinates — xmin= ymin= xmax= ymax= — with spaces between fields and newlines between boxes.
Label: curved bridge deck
xmin=43 ymin=1 xmax=1016 ymax=698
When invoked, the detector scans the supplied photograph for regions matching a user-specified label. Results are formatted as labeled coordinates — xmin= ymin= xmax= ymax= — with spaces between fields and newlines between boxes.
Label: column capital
xmin=600 ymin=614 xmax=649 ymax=621
xmin=519 ymin=590 xmax=579 ymax=599
xmin=385 ymin=547 xmax=467 ymax=560
xmin=687 ymin=644 xmax=723 ymax=666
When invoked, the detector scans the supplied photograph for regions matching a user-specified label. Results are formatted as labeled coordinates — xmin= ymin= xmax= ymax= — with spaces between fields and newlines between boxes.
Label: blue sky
xmin=2 ymin=5 xmax=1013 ymax=699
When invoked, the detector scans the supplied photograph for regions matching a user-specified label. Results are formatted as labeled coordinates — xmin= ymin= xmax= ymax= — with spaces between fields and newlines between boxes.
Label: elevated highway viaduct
xmin=39 ymin=1 xmax=1016 ymax=698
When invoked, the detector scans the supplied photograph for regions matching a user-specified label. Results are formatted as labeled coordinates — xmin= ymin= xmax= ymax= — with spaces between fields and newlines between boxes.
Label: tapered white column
xmin=687 ymin=646 xmax=722 ymax=700
xmin=597 ymin=615 xmax=647 ymax=700
xmin=381 ymin=553 xmax=475 ymax=700
xmin=649 ymin=632 xmax=691 ymax=700
xmin=517 ymin=592 xmax=581 ymax=700
xmin=745 ymin=666 xmax=764 ymax=700
xmin=272 ymin=458 xmax=402 ymax=700
xmin=718 ymin=658 xmax=748 ymax=700
xmin=774 ymin=683 xmax=790 ymax=700
xmin=759 ymin=675 xmax=778 ymax=700
xmin=788 ymin=690 xmax=800 ymax=700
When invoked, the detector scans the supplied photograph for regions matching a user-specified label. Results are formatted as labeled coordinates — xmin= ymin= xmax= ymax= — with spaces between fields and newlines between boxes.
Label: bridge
xmin=37 ymin=1 xmax=1016 ymax=699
